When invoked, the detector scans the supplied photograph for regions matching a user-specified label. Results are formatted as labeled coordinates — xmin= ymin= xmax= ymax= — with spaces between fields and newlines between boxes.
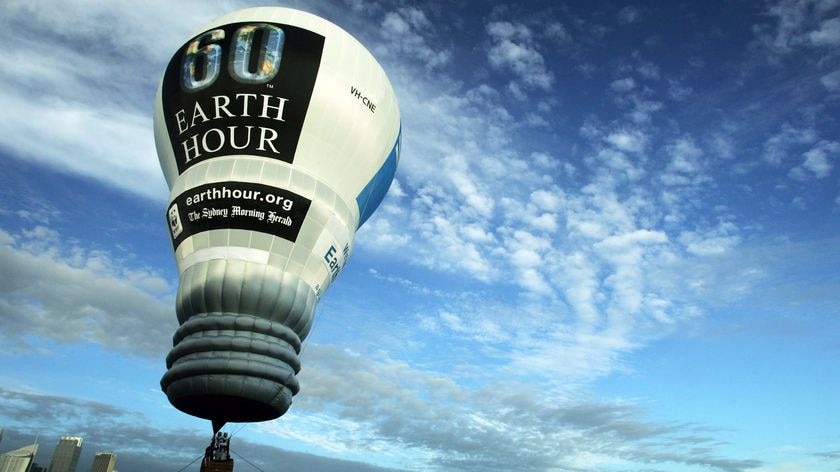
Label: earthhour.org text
xmin=185 ymin=185 xmax=294 ymax=212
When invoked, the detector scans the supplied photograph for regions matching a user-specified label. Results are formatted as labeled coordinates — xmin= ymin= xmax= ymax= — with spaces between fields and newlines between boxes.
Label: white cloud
xmin=809 ymin=17 xmax=840 ymax=45
xmin=606 ymin=129 xmax=648 ymax=153
xmin=763 ymin=124 xmax=818 ymax=165
xmin=443 ymin=154 xmax=495 ymax=217
xmin=617 ymin=5 xmax=643 ymax=24
xmin=635 ymin=61 xmax=661 ymax=80
xmin=561 ymin=252 xmax=601 ymax=326
xmin=627 ymin=96 xmax=664 ymax=123
xmin=680 ymin=232 xmax=740 ymax=256
xmin=530 ymin=189 xmax=564 ymax=212
xmin=595 ymin=148 xmax=646 ymax=181
xmin=679 ymin=219 xmax=741 ymax=256
xmin=494 ymin=228 xmax=554 ymax=295
xmin=661 ymin=136 xmax=707 ymax=186
xmin=594 ymin=230 xmax=669 ymax=319
xmin=423 ymin=213 xmax=495 ymax=280
xmin=755 ymin=0 xmax=840 ymax=55
xmin=524 ymin=212 xmax=559 ymax=233
xmin=355 ymin=215 xmax=412 ymax=251
xmin=611 ymin=77 xmax=637 ymax=92
xmin=668 ymin=79 xmax=694 ymax=101
xmin=596 ymin=229 xmax=669 ymax=250
xmin=511 ymin=247 xmax=542 ymax=268
xmin=801 ymin=143 xmax=837 ymax=177
xmin=545 ymin=21 xmax=572 ymax=43
xmin=708 ymin=132 xmax=736 ymax=160
xmin=820 ymin=68 xmax=840 ymax=91
xmin=380 ymin=7 xmax=452 ymax=69
xmin=790 ymin=140 xmax=838 ymax=180
xmin=486 ymin=21 xmax=554 ymax=90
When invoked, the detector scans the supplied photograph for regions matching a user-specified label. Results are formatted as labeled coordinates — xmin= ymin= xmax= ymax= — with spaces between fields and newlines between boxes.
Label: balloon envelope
xmin=154 ymin=7 xmax=400 ymax=424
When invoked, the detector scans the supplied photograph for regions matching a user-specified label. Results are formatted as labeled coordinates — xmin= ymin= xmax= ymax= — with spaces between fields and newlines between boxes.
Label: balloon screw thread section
xmin=161 ymin=312 xmax=302 ymax=423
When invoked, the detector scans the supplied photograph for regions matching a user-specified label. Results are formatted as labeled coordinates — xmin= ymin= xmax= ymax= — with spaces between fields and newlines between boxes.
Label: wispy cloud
xmin=753 ymin=0 xmax=840 ymax=57
xmin=617 ymin=5 xmax=644 ymax=25
xmin=0 ymin=0 xmax=216 ymax=201
xmin=0 ymin=225 xmax=175 ymax=357
xmin=789 ymin=140 xmax=839 ymax=180
xmin=821 ymin=68 xmax=840 ymax=91
xmin=380 ymin=7 xmax=452 ymax=70
xmin=268 ymin=345 xmax=762 ymax=472
xmin=485 ymin=21 xmax=554 ymax=90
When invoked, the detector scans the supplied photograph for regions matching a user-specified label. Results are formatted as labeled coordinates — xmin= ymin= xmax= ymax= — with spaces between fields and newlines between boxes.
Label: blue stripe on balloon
xmin=356 ymin=127 xmax=401 ymax=228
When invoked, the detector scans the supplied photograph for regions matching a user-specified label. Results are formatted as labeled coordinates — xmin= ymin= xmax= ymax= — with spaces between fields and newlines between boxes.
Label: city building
xmin=47 ymin=437 xmax=83 ymax=472
xmin=0 ymin=444 xmax=38 ymax=472
xmin=90 ymin=453 xmax=116 ymax=472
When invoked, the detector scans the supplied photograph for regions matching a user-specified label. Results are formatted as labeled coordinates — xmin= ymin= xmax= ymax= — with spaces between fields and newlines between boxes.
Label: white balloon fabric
xmin=154 ymin=7 xmax=400 ymax=424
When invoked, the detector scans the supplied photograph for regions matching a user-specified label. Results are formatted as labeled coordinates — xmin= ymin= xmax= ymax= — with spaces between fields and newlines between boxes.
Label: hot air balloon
xmin=153 ymin=7 xmax=400 ymax=435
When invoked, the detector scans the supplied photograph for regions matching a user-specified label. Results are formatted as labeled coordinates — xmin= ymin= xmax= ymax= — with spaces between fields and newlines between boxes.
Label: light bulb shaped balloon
xmin=154 ymin=7 xmax=400 ymax=425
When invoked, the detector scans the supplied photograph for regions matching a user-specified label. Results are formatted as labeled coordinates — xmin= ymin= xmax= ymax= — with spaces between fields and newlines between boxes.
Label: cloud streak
xmin=0 ymin=225 xmax=175 ymax=357
xmin=268 ymin=345 xmax=763 ymax=472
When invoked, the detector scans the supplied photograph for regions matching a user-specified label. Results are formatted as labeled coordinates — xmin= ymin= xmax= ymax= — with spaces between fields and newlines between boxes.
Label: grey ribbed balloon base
xmin=161 ymin=259 xmax=317 ymax=423
xmin=161 ymin=312 xmax=302 ymax=422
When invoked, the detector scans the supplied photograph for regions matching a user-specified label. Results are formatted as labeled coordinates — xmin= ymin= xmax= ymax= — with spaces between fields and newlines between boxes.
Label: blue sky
xmin=0 ymin=0 xmax=839 ymax=471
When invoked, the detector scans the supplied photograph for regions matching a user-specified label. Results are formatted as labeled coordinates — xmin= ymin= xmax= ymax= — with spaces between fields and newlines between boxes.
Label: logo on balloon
xmin=168 ymin=204 xmax=183 ymax=239
xmin=160 ymin=22 xmax=325 ymax=174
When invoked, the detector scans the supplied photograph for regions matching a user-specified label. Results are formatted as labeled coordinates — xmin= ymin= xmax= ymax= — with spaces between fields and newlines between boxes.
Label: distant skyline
xmin=90 ymin=452 xmax=116 ymax=472
xmin=0 ymin=442 xmax=38 ymax=472
xmin=47 ymin=436 xmax=83 ymax=472
xmin=0 ymin=434 xmax=117 ymax=472
xmin=1 ymin=0 xmax=839 ymax=471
